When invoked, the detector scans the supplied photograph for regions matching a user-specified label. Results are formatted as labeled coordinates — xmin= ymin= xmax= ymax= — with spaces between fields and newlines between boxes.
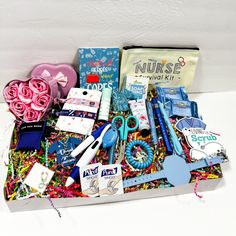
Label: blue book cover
xmin=79 ymin=48 xmax=119 ymax=91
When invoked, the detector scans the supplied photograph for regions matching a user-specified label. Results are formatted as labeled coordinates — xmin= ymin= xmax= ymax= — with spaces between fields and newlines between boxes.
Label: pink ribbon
xmin=42 ymin=70 xmax=68 ymax=87
xmin=66 ymin=97 xmax=100 ymax=108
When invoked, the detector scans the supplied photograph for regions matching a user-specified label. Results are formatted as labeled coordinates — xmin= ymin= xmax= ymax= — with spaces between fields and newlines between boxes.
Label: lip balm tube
xmin=129 ymin=99 xmax=150 ymax=137
xmin=98 ymin=88 xmax=112 ymax=121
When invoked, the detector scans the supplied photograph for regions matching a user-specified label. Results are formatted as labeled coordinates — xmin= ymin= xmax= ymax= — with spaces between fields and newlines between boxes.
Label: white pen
xmin=66 ymin=123 xmax=111 ymax=187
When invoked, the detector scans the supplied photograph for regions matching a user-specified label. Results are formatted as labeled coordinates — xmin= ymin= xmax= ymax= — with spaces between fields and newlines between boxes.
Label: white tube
xmin=129 ymin=99 xmax=150 ymax=137
xmin=77 ymin=124 xmax=111 ymax=167
xmin=98 ymin=88 xmax=112 ymax=121
xmin=70 ymin=135 xmax=95 ymax=158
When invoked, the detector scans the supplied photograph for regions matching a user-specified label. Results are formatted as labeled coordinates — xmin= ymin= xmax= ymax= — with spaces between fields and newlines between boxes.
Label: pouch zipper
xmin=123 ymin=46 xmax=199 ymax=50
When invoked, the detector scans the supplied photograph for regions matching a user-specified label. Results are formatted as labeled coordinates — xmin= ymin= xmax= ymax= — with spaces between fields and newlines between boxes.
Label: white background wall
xmin=1 ymin=0 xmax=236 ymax=101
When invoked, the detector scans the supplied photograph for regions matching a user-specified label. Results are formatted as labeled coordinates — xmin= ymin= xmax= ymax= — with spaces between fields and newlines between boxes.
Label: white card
xmin=80 ymin=163 xmax=101 ymax=197
xmin=99 ymin=164 xmax=124 ymax=196
xmin=182 ymin=128 xmax=220 ymax=149
xmin=56 ymin=88 xmax=102 ymax=135
xmin=182 ymin=128 xmax=226 ymax=160
xmin=24 ymin=162 xmax=54 ymax=193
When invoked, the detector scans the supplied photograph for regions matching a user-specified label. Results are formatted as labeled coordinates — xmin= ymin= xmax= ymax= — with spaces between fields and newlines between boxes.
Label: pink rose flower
xmin=18 ymin=82 xmax=33 ymax=104
xmin=9 ymin=99 xmax=27 ymax=117
xmin=23 ymin=107 xmax=41 ymax=122
xmin=3 ymin=82 xmax=19 ymax=102
xmin=29 ymin=78 xmax=49 ymax=94
xmin=31 ymin=93 xmax=50 ymax=111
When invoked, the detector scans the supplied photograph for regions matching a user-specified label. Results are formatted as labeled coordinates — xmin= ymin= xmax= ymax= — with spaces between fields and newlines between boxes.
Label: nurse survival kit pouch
xmin=119 ymin=46 xmax=200 ymax=90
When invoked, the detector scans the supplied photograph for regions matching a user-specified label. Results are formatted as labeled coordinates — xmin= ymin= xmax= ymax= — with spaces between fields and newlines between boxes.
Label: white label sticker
xmin=99 ymin=164 xmax=124 ymax=196
xmin=24 ymin=162 xmax=54 ymax=193
xmin=80 ymin=163 xmax=101 ymax=197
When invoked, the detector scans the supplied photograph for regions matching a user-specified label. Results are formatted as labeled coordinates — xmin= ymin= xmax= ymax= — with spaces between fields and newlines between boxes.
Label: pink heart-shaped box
xmin=31 ymin=63 xmax=77 ymax=98
xmin=3 ymin=76 xmax=59 ymax=122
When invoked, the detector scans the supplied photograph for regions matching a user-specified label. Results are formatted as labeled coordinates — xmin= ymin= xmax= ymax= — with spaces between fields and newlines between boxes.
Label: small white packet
xmin=24 ymin=162 xmax=54 ymax=194
xmin=80 ymin=163 xmax=101 ymax=197
xmin=99 ymin=164 xmax=124 ymax=196
xmin=125 ymin=76 xmax=149 ymax=99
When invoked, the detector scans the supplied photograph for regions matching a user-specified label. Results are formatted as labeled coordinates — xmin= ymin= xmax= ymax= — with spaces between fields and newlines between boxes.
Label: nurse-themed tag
xmin=182 ymin=128 xmax=227 ymax=161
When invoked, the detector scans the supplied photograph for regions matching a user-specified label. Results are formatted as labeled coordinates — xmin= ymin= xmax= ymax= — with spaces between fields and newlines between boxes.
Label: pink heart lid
xmin=3 ymin=76 xmax=59 ymax=122
xmin=31 ymin=63 xmax=77 ymax=98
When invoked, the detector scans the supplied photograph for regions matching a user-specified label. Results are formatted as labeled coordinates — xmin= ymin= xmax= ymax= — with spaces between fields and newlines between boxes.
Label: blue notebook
xmin=79 ymin=48 xmax=119 ymax=91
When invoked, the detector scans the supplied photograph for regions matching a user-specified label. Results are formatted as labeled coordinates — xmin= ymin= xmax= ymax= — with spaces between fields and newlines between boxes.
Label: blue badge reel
xmin=102 ymin=125 xmax=118 ymax=149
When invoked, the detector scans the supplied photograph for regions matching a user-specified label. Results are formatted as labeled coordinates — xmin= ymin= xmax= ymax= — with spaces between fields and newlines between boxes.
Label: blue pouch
xmin=16 ymin=121 xmax=46 ymax=151
xmin=167 ymin=100 xmax=199 ymax=118
xmin=157 ymin=86 xmax=189 ymax=103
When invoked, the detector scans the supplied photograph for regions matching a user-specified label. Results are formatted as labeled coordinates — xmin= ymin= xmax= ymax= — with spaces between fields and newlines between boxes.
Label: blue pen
xmin=147 ymin=102 xmax=158 ymax=148
xmin=151 ymin=98 xmax=173 ymax=155
xmin=158 ymin=101 xmax=184 ymax=157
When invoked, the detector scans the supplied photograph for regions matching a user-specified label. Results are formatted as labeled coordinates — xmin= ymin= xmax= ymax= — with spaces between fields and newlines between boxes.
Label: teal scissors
xmin=112 ymin=115 xmax=139 ymax=164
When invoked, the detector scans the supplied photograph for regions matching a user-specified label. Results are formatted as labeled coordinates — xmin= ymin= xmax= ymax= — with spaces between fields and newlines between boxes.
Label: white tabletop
xmin=0 ymin=91 xmax=235 ymax=236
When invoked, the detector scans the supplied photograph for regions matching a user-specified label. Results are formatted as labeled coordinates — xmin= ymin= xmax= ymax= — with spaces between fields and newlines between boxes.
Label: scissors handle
xmin=112 ymin=116 xmax=125 ymax=140
xmin=112 ymin=115 xmax=139 ymax=141
xmin=124 ymin=116 xmax=139 ymax=140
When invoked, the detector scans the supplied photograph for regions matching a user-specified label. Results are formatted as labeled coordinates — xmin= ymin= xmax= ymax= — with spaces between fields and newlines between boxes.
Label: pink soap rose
xmin=29 ymin=77 xmax=49 ymax=93
xmin=31 ymin=93 xmax=50 ymax=111
xmin=18 ymin=82 xmax=33 ymax=104
xmin=3 ymin=82 xmax=19 ymax=102
xmin=23 ymin=107 xmax=41 ymax=122
xmin=9 ymin=99 xmax=27 ymax=117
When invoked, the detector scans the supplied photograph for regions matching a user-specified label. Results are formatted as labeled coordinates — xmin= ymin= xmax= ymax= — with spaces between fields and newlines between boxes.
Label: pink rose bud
xmin=23 ymin=107 xmax=41 ymax=122
xmin=3 ymin=82 xmax=19 ymax=102
xmin=9 ymin=99 xmax=27 ymax=117
xmin=18 ymin=82 xmax=33 ymax=104
xmin=29 ymin=77 xmax=49 ymax=94
xmin=31 ymin=93 xmax=50 ymax=111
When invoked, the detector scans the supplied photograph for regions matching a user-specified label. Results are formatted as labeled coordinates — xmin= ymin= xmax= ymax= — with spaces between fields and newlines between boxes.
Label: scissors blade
xmin=116 ymin=142 xmax=126 ymax=164
xmin=116 ymin=136 xmax=120 ymax=148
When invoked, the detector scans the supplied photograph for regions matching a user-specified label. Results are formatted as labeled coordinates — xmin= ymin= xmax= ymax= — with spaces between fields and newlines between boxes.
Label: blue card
xmin=48 ymin=137 xmax=81 ymax=166
xmin=79 ymin=48 xmax=119 ymax=91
